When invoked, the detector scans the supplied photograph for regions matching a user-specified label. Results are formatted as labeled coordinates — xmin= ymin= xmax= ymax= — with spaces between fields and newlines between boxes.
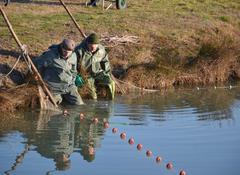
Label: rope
xmin=21 ymin=44 xmax=32 ymax=73
xmin=117 ymin=79 xmax=160 ymax=93
xmin=0 ymin=45 xmax=30 ymax=89
xmin=0 ymin=55 xmax=21 ymax=79
xmin=0 ymin=45 xmax=29 ymax=80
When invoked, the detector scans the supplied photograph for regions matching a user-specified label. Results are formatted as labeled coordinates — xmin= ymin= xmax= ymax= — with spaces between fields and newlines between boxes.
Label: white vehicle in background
xmin=87 ymin=0 xmax=127 ymax=9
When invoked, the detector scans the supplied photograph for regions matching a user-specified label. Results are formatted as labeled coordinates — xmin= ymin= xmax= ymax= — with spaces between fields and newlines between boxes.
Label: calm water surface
xmin=0 ymin=87 xmax=240 ymax=175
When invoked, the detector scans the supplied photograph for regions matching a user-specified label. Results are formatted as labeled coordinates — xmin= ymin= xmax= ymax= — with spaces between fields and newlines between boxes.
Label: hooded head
xmin=60 ymin=39 xmax=75 ymax=59
xmin=86 ymin=33 xmax=100 ymax=45
xmin=61 ymin=39 xmax=75 ymax=51
xmin=86 ymin=33 xmax=100 ymax=53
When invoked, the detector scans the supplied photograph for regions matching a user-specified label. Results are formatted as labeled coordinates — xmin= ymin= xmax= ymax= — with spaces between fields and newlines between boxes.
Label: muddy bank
xmin=0 ymin=84 xmax=39 ymax=113
xmin=110 ymin=23 xmax=240 ymax=89
xmin=0 ymin=55 xmax=38 ymax=113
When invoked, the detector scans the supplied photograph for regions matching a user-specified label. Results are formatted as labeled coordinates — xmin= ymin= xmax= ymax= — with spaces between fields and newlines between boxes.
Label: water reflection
xmin=0 ymin=87 xmax=240 ymax=175
xmin=0 ymin=102 xmax=114 ymax=173
xmin=31 ymin=107 xmax=112 ymax=171
xmin=74 ymin=117 xmax=97 ymax=162
xmin=34 ymin=111 xmax=74 ymax=171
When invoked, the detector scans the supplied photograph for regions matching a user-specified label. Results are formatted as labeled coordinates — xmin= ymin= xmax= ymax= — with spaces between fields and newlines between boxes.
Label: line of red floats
xmin=63 ymin=110 xmax=186 ymax=175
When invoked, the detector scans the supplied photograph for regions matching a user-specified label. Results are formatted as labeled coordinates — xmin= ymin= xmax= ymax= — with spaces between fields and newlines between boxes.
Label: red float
xmin=120 ymin=132 xmax=126 ymax=139
xmin=137 ymin=144 xmax=143 ymax=150
xmin=92 ymin=117 xmax=99 ymax=124
xmin=63 ymin=109 xmax=69 ymax=116
xmin=146 ymin=150 xmax=153 ymax=157
xmin=166 ymin=162 xmax=173 ymax=169
xmin=179 ymin=170 xmax=186 ymax=175
xmin=128 ymin=138 xmax=135 ymax=145
xmin=156 ymin=156 xmax=162 ymax=163
xmin=103 ymin=122 xmax=109 ymax=129
xmin=112 ymin=128 xmax=118 ymax=133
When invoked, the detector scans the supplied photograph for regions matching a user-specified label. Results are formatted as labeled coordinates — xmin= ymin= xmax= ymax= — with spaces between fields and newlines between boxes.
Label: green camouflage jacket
xmin=34 ymin=45 xmax=78 ymax=93
xmin=75 ymin=40 xmax=111 ymax=78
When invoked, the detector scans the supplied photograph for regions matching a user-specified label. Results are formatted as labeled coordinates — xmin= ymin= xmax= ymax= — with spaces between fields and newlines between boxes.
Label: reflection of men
xmin=80 ymin=143 xmax=96 ymax=162
xmin=34 ymin=113 xmax=75 ymax=171
xmin=34 ymin=39 xmax=83 ymax=105
xmin=74 ymin=118 xmax=97 ymax=162
xmin=74 ymin=102 xmax=114 ymax=162
xmin=54 ymin=153 xmax=71 ymax=171
xmin=75 ymin=33 xmax=115 ymax=100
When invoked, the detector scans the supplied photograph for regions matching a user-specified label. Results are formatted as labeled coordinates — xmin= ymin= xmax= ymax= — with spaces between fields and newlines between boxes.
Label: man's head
xmin=54 ymin=153 xmax=71 ymax=171
xmin=80 ymin=145 xmax=95 ymax=162
xmin=60 ymin=39 xmax=75 ymax=59
xmin=86 ymin=33 xmax=100 ymax=53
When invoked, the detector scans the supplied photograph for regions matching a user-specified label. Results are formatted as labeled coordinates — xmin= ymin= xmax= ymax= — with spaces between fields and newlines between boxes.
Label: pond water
xmin=0 ymin=86 xmax=240 ymax=175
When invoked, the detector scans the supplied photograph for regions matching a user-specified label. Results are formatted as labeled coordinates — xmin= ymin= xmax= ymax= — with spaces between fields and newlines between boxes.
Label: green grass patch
xmin=219 ymin=16 xmax=230 ymax=22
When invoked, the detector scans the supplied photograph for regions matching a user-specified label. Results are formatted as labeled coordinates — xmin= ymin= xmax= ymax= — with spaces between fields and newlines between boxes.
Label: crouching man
xmin=75 ymin=33 xmax=115 ymax=100
xmin=34 ymin=39 xmax=84 ymax=105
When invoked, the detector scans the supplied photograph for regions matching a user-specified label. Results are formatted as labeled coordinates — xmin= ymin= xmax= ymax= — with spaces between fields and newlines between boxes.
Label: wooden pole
xmin=0 ymin=7 xmax=58 ymax=108
xmin=59 ymin=0 xmax=87 ymax=38
xmin=102 ymin=0 xmax=105 ymax=10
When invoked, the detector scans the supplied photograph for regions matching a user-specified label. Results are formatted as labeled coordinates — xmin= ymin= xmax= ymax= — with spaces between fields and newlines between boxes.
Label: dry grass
xmin=0 ymin=85 xmax=39 ymax=113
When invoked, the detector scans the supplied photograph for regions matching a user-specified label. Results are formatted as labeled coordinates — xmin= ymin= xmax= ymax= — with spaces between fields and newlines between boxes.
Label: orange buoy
xmin=63 ymin=109 xmax=69 ymax=116
xmin=112 ymin=128 xmax=118 ymax=133
xmin=92 ymin=117 xmax=99 ymax=124
xmin=137 ymin=144 xmax=143 ymax=151
xmin=146 ymin=150 xmax=153 ymax=157
xmin=103 ymin=122 xmax=109 ymax=129
xmin=120 ymin=132 xmax=126 ymax=139
xmin=179 ymin=170 xmax=186 ymax=175
xmin=166 ymin=162 xmax=173 ymax=169
xmin=156 ymin=156 xmax=162 ymax=163
xmin=128 ymin=138 xmax=135 ymax=145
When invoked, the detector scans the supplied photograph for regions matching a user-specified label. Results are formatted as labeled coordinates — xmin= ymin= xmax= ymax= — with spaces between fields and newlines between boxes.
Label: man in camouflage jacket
xmin=34 ymin=39 xmax=84 ymax=105
xmin=75 ymin=33 xmax=115 ymax=100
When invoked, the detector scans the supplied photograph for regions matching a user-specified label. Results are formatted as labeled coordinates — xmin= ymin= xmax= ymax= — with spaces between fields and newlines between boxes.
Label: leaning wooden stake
xmin=0 ymin=7 xmax=58 ymax=108
xmin=59 ymin=0 xmax=86 ymax=38
xmin=59 ymin=0 xmax=126 ymax=94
